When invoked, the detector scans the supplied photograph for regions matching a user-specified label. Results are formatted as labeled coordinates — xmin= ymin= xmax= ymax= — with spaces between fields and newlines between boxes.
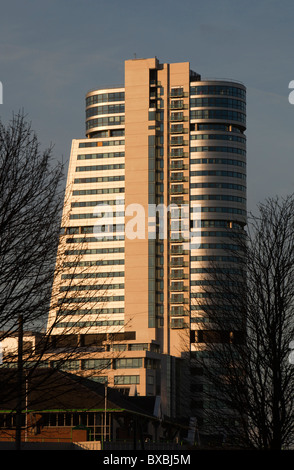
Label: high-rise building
xmin=48 ymin=57 xmax=246 ymax=421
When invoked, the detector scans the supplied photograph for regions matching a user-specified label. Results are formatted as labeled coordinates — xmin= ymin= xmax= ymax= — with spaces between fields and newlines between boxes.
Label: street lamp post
xmin=15 ymin=313 xmax=23 ymax=450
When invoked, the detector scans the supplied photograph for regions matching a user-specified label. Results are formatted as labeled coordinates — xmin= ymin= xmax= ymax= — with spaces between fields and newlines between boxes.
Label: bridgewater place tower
xmin=48 ymin=57 xmax=246 ymax=422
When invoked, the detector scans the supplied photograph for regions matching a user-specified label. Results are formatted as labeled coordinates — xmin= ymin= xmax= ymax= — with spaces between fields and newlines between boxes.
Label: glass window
xmin=114 ymin=375 xmax=140 ymax=385
xmin=190 ymin=85 xmax=245 ymax=99
xmin=82 ymin=359 xmax=112 ymax=370
xmin=114 ymin=358 xmax=142 ymax=369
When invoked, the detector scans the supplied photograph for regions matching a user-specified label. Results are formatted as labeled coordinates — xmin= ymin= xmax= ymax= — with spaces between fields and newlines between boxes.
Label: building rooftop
xmin=0 ymin=368 xmax=158 ymax=417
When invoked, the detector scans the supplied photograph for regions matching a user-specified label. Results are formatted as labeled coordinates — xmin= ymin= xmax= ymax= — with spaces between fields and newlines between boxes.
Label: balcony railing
xmin=170 ymin=88 xmax=184 ymax=98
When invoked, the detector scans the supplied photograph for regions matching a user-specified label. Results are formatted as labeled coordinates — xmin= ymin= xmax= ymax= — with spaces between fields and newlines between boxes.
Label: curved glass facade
xmin=188 ymin=80 xmax=246 ymax=344
xmin=85 ymin=88 xmax=125 ymax=138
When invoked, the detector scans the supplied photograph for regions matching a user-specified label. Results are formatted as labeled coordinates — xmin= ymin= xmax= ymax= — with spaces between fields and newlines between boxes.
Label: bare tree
xmin=190 ymin=195 xmax=294 ymax=450
xmin=0 ymin=112 xmax=65 ymax=334
xmin=0 ymin=113 xmax=125 ymax=447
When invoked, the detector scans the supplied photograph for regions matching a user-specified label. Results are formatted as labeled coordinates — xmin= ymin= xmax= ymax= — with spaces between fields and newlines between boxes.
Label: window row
xmin=56 ymin=320 xmax=124 ymax=328
xmin=90 ymin=129 xmax=125 ymax=138
xmin=59 ymin=296 xmax=124 ymax=304
xmin=61 ymin=271 xmax=124 ymax=280
xmin=71 ymin=199 xmax=124 ymax=208
xmin=52 ymin=358 xmax=145 ymax=371
xmin=65 ymin=225 xmax=124 ymax=235
xmin=197 ymin=123 xmax=243 ymax=133
xmin=190 ymin=267 xmax=242 ymax=274
xmin=65 ymin=231 xmax=124 ymax=243
xmin=190 ymin=97 xmax=246 ymax=111
xmin=170 ymin=220 xmax=243 ymax=231
xmin=191 ymin=304 xmax=234 ymax=312
xmin=190 ymin=230 xmax=244 ymax=238
xmin=76 ymin=163 xmax=125 ymax=172
xmin=196 ymin=220 xmax=243 ymax=228
xmin=190 ymin=133 xmax=246 ymax=144
xmin=191 ymin=279 xmax=241 ymax=287
xmin=114 ymin=375 xmax=140 ymax=385
xmin=77 ymin=152 xmax=124 ymax=160
xmin=190 ymin=317 xmax=209 ymax=324
xmin=64 ymin=247 xmax=124 ymax=255
xmin=190 ymin=158 xmax=245 ymax=168
xmin=190 ymin=255 xmax=240 ymax=262
xmin=69 ymin=211 xmax=124 ymax=220
xmin=86 ymin=104 xmax=125 ymax=118
xmin=115 ymin=358 xmax=142 ymax=369
xmin=86 ymin=116 xmax=125 ymax=130
xmin=73 ymin=188 xmax=125 ymax=196
xmin=65 ymin=225 xmax=124 ymax=237
xmin=58 ymin=308 xmax=124 ymax=315
xmin=190 ymin=182 xmax=246 ymax=192
xmin=190 ymin=194 xmax=246 ymax=203
xmin=79 ymin=139 xmax=125 ymax=148
xmin=190 ymin=109 xmax=246 ymax=124
xmin=190 ymin=85 xmax=245 ymax=99
xmin=191 ymin=293 xmax=214 ymax=299
xmin=194 ymin=206 xmax=246 ymax=215
xmin=86 ymin=91 xmax=125 ymax=107
xmin=74 ymin=176 xmax=125 ymax=184
xmin=191 ymin=243 xmax=241 ymax=251
xmin=108 ymin=343 xmax=159 ymax=353
xmin=190 ymin=146 xmax=246 ymax=156
xmin=59 ymin=283 xmax=124 ymax=292
xmin=63 ymin=259 xmax=124 ymax=267
xmin=190 ymin=170 xmax=246 ymax=180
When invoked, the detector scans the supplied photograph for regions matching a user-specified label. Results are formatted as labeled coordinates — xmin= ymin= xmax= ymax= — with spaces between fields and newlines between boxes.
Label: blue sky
xmin=1 ymin=0 xmax=294 ymax=213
